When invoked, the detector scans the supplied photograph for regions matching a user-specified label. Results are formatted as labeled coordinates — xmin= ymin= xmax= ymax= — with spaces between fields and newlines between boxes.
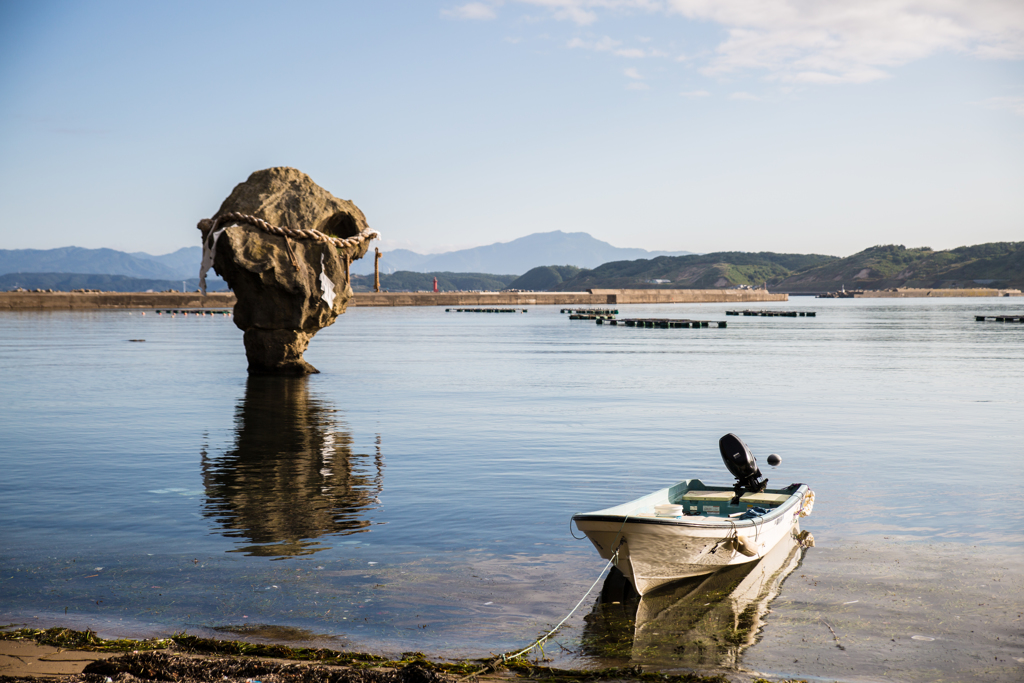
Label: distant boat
xmin=572 ymin=433 xmax=814 ymax=596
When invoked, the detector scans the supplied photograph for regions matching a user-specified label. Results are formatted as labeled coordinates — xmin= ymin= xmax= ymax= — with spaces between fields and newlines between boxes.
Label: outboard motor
xmin=719 ymin=433 xmax=768 ymax=502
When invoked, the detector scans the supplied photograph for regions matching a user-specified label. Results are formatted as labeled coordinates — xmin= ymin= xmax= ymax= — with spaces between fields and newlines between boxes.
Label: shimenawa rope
xmin=199 ymin=212 xmax=379 ymax=295
xmin=208 ymin=211 xmax=379 ymax=250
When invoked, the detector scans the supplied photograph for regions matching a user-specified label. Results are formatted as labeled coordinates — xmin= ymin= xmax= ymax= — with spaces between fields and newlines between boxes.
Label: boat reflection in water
xmin=202 ymin=376 xmax=384 ymax=558
xmin=582 ymin=527 xmax=811 ymax=670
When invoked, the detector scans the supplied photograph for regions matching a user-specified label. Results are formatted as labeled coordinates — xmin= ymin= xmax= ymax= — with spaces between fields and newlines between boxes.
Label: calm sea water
xmin=1 ymin=298 xmax=1022 ymax=682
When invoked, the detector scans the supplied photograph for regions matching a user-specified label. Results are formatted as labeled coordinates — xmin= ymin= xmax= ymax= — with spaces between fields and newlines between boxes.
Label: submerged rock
xmin=198 ymin=167 xmax=378 ymax=374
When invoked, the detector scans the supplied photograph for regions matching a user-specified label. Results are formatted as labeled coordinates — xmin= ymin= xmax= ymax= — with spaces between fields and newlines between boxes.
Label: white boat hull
xmin=573 ymin=481 xmax=812 ymax=596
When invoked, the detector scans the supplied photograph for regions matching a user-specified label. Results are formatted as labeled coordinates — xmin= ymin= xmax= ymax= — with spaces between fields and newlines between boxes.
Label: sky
xmin=0 ymin=0 xmax=1022 ymax=258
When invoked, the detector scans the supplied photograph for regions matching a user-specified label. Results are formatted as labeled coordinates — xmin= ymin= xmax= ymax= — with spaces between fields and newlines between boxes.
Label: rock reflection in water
xmin=581 ymin=529 xmax=806 ymax=670
xmin=202 ymin=376 xmax=383 ymax=558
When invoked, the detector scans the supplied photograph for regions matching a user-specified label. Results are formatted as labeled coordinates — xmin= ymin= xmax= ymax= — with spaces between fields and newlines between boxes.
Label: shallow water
xmin=1 ymin=298 xmax=1022 ymax=681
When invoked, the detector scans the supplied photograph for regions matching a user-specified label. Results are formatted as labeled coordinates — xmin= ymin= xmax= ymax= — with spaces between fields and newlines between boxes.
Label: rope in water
xmin=456 ymin=551 xmax=618 ymax=682
xmin=208 ymin=211 xmax=379 ymax=250
xmin=502 ymin=550 xmax=617 ymax=662
xmin=457 ymin=513 xmax=635 ymax=681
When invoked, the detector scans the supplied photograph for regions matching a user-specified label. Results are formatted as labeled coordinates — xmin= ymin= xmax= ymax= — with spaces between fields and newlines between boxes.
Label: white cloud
xmin=514 ymin=0 xmax=665 ymax=26
xmin=500 ymin=0 xmax=1024 ymax=84
xmin=982 ymin=95 xmax=1024 ymax=116
xmin=567 ymin=35 xmax=622 ymax=51
xmin=623 ymin=67 xmax=644 ymax=79
xmin=442 ymin=2 xmax=500 ymax=20
xmin=668 ymin=0 xmax=1024 ymax=83
xmin=567 ymin=35 xmax=659 ymax=57
xmin=681 ymin=89 xmax=710 ymax=97
xmin=567 ymin=35 xmax=655 ymax=57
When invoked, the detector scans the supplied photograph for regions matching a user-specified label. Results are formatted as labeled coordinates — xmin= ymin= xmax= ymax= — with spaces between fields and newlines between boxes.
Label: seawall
xmin=0 ymin=288 xmax=786 ymax=311
xmin=0 ymin=291 xmax=237 ymax=311
xmin=349 ymin=289 xmax=787 ymax=306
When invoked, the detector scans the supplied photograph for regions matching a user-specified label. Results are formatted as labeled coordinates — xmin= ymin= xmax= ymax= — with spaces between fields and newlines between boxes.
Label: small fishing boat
xmin=572 ymin=434 xmax=814 ymax=596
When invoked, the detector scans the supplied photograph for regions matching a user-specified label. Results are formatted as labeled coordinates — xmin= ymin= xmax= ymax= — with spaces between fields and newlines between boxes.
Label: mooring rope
xmin=456 ymin=550 xmax=618 ymax=682
xmin=455 ymin=512 xmax=637 ymax=681
xmin=502 ymin=550 xmax=618 ymax=663
xmin=208 ymin=211 xmax=379 ymax=250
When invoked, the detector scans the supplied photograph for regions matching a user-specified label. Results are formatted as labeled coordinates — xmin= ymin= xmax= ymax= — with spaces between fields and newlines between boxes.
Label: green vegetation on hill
xmin=775 ymin=242 xmax=1024 ymax=291
xmin=543 ymin=242 xmax=1022 ymax=292
xmin=351 ymin=271 xmax=517 ymax=292
xmin=506 ymin=265 xmax=582 ymax=291
xmin=552 ymin=252 xmax=838 ymax=291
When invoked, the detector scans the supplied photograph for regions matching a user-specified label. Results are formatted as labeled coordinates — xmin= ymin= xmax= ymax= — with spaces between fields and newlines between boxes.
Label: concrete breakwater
xmin=349 ymin=289 xmax=787 ymax=307
xmin=0 ymin=291 xmax=238 ymax=311
xmin=0 ymin=288 xmax=786 ymax=311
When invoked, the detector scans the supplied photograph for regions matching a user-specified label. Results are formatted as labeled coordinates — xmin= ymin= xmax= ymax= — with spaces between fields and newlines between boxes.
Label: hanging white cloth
xmin=319 ymin=252 xmax=336 ymax=309
xmin=199 ymin=225 xmax=230 ymax=295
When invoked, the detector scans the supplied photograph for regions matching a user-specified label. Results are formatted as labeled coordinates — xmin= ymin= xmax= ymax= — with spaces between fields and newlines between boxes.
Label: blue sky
xmin=1 ymin=0 xmax=1021 ymax=257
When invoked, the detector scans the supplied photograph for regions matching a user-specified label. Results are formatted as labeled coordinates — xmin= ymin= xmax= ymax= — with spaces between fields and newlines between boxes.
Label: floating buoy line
xmin=568 ymin=313 xmax=615 ymax=320
xmin=975 ymin=314 xmax=1024 ymax=322
xmin=726 ymin=310 xmax=816 ymax=317
xmin=599 ymin=318 xmax=727 ymax=328
xmin=153 ymin=309 xmax=232 ymax=316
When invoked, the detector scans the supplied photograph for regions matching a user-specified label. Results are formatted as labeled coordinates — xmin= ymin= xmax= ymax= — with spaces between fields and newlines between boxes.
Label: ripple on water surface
xmin=0 ymin=300 xmax=1022 ymax=682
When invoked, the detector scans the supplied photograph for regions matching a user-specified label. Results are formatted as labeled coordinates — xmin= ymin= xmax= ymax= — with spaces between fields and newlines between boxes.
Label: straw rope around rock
xmin=209 ymin=211 xmax=379 ymax=250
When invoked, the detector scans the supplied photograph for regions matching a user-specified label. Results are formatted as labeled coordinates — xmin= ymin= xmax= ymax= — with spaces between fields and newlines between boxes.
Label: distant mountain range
xmin=0 ymin=246 xmax=207 ymax=281
xmin=0 ymin=272 xmax=228 ymax=293
xmin=351 ymin=231 xmax=693 ymax=275
xmin=6 ymin=238 xmax=1017 ymax=294
xmin=1 ymin=232 xmax=691 ymax=288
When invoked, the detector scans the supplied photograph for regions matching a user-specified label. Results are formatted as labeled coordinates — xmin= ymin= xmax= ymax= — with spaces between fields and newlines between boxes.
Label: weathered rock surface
xmin=198 ymin=167 xmax=376 ymax=375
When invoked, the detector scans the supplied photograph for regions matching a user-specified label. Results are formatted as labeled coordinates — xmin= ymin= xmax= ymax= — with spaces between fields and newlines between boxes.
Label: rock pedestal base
xmin=243 ymin=329 xmax=318 ymax=375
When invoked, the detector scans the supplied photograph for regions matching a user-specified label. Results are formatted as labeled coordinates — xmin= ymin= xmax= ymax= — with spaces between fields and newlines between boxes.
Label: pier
xmin=568 ymin=313 xmax=615 ymax=320
xmin=599 ymin=318 xmax=727 ymax=328
xmin=561 ymin=308 xmax=618 ymax=315
xmin=726 ymin=310 xmax=816 ymax=317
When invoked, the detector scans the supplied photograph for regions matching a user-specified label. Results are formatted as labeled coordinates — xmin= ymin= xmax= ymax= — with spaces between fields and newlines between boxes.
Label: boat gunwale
xmin=571 ymin=482 xmax=807 ymax=530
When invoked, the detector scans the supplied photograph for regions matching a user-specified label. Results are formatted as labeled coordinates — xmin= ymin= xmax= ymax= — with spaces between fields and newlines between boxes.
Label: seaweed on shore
xmin=0 ymin=627 xmax=746 ymax=683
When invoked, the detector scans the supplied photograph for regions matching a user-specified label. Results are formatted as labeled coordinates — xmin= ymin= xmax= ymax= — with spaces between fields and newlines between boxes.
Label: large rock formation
xmin=198 ymin=167 xmax=377 ymax=374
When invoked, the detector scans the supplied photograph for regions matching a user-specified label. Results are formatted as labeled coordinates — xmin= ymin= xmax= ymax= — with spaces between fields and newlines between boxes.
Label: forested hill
xmin=773 ymin=242 xmax=1024 ymax=292
xmin=550 ymin=242 xmax=1023 ymax=292
xmin=551 ymin=252 xmax=837 ymax=291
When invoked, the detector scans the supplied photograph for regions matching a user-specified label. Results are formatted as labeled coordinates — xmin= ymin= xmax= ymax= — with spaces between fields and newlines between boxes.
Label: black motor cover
xmin=719 ymin=433 xmax=768 ymax=494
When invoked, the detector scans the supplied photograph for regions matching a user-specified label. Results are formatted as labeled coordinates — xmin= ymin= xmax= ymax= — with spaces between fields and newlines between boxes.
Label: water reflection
xmin=582 ymin=529 xmax=806 ymax=669
xmin=202 ymin=376 xmax=383 ymax=558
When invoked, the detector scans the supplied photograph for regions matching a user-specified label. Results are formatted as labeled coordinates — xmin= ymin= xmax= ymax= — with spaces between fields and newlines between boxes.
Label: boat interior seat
xmin=739 ymin=492 xmax=791 ymax=506
xmin=674 ymin=489 xmax=791 ymax=517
